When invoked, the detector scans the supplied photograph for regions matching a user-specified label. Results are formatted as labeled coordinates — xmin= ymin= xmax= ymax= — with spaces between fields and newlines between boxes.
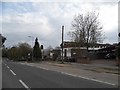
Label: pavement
xmin=19 ymin=59 xmax=119 ymax=86
xmin=28 ymin=59 xmax=119 ymax=74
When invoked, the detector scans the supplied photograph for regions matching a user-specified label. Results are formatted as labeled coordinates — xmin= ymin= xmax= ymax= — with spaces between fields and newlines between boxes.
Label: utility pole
xmin=61 ymin=25 xmax=64 ymax=63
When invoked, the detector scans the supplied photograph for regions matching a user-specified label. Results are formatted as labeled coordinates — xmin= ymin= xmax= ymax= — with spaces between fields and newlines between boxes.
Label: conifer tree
xmin=33 ymin=38 xmax=42 ymax=60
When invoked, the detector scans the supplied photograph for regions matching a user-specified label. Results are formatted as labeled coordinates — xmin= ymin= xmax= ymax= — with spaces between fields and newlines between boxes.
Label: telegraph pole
xmin=61 ymin=25 xmax=64 ymax=63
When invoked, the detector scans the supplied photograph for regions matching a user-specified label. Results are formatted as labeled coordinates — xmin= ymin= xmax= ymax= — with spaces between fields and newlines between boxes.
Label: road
xmin=2 ymin=59 xmax=118 ymax=89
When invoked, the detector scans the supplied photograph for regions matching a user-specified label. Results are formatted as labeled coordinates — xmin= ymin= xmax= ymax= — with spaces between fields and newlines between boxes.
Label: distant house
xmin=60 ymin=41 xmax=116 ymax=61
xmin=43 ymin=47 xmax=53 ymax=60
xmin=43 ymin=47 xmax=61 ymax=61
xmin=52 ymin=48 xmax=61 ymax=61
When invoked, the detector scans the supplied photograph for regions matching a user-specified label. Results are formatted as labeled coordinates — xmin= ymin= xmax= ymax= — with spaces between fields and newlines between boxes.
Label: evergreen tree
xmin=33 ymin=38 xmax=42 ymax=60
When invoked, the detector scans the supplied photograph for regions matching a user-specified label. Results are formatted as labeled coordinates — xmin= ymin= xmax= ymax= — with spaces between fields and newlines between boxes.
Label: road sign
xmin=41 ymin=45 xmax=43 ymax=49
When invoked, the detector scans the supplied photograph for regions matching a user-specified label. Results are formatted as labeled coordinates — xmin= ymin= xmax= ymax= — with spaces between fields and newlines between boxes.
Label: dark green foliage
xmin=18 ymin=43 xmax=32 ymax=60
xmin=2 ymin=48 xmax=8 ymax=57
xmin=33 ymin=38 xmax=42 ymax=60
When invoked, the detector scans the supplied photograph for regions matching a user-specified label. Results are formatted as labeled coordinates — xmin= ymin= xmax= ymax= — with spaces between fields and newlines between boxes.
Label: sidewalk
xmin=41 ymin=60 xmax=119 ymax=74
xmin=20 ymin=60 xmax=119 ymax=86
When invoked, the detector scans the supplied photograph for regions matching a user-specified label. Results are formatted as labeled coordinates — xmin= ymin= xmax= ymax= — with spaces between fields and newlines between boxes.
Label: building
xmin=60 ymin=41 xmax=117 ymax=62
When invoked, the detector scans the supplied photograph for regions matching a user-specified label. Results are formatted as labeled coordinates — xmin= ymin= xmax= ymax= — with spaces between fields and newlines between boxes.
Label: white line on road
xmin=28 ymin=64 xmax=50 ymax=70
xmin=7 ymin=66 xmax=10 ymax=69
xmin=60 ymin=72 xmax=116 ymax=86
xmin=10 ymin=69 xmax=16 ymax=76
xmin=37 ymin=66 xmax=117 ymax=86
xmin=20 ymin=63 xmax=117 ymax=86
xmin=89 ymin=78 xmax=116 ymax=86
xmin=38 ymin=67 xmax=49 ymax=70
xmin=19 ymin=80 xmax=30 ymax=90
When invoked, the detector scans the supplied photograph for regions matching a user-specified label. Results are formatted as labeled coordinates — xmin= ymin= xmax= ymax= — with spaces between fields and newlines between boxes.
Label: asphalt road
xmin=2 ymin=59 xmax=118 ymax=89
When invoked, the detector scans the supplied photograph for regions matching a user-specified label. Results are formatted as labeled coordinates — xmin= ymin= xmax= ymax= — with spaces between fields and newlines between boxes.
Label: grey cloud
xmin=104 ymin=30 xmax=118 ymax=44
xmin=2 ymin=2 xmax=118 ymax=49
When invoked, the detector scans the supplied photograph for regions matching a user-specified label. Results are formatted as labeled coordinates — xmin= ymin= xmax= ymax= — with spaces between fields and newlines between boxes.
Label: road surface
xmin=2 ymin=59 xmax=118 ymax=89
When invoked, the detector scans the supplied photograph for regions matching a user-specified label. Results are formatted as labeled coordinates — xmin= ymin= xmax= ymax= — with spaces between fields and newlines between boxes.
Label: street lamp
xmin=28 ymin=36 xmax=34 ymax=61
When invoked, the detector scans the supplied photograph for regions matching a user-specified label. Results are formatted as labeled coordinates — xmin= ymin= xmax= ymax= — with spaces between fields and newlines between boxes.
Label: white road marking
xmin=39 ymin=67 xmax=49 ymax=70
xmin=60 ymin=72 xmax=116 ymax=86
xmin=38 ymin=67 xmax=116 ymax=86
xmin=89 ymin=78 xmax=116 ymax=86
xmin=10 ymin=69 xmax=16 ymax=76
xmin=20 ymin=63 xmax=117 ymax=86
xmin=19 ymin=80 xmax=30 ymax=90
xmin=7 ymin=66 xmax=10 ymax=69
xmin=28 ymin=64 xmax=49 ymax=70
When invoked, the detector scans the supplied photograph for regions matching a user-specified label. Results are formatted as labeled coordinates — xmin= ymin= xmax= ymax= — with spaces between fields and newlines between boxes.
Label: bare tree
xmin=68 ymin=12 xmax=104 ymax=51
xmin=7 ymin=42 xmax=32 ymax=61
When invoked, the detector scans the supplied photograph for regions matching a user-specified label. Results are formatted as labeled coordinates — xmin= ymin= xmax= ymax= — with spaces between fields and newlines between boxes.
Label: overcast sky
xmin=1 ymin=0 xmax=119 ymax=48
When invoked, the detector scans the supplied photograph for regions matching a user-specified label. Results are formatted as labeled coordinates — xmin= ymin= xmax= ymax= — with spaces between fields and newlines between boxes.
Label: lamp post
xmin=28 ymin=36 xmax=34 ymax=61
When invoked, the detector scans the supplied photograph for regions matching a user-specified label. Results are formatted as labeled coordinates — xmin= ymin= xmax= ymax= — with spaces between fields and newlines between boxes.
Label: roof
xmin=98 ymin=45 xmax=116 ymax=51
xmin=61 ymin=41 xmax=111 ymax=48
